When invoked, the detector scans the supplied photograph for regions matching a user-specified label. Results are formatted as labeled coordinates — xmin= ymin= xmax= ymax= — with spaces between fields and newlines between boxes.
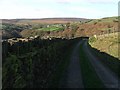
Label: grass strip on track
xmin=79 ymin=42 xmax=104 ymax=88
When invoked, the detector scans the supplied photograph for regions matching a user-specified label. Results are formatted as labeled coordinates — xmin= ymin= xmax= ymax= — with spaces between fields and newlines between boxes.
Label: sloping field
xmin=89 ymin=32 xmax=120 ymax=59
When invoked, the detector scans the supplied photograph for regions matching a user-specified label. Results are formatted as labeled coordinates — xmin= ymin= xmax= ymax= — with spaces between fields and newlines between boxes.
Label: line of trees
xmin=2 ymin=37 xmax=80 ymax=88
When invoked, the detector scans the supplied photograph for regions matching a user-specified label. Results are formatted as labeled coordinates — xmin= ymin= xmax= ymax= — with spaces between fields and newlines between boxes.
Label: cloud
xmin=85 ymin=0 xmax=119 ymax=3
xmin=0 ymin=7 xmax=58 ymax=19
xmin=55 ymin=0 xmax=119 ymax=4
xmin=0 ymin=0 xmax=58 ymax=19
xmin=65 ymin=2 xmax=117 ymax=19
xmin=0 ymin=0 xmax=118 ymax=19
xmin=56 ymin=0 xmax=85 ymax=4
xmin=67 ymin=6 xmax=104 ymax=18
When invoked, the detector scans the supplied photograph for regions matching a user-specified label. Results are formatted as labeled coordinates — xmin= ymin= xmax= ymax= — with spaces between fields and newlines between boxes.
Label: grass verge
xmin=88 ymin=44 xmax=120 ymax=78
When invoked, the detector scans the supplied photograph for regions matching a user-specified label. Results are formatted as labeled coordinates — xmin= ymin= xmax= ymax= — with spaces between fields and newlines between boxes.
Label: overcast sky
xmin=0 ymin=0 xmax=119 ymax=19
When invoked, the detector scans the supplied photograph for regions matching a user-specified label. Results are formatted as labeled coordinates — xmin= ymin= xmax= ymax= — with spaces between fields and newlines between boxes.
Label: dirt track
xmin=59 ymin=41 xmax=84 ymax=88
xmin=59 ymin=39 xmax=119 ymax=88
xmin=83 ymin=40 xmax=119 ymax=88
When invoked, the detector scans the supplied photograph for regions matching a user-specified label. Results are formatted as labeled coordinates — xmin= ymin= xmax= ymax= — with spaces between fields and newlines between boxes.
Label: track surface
xmin=59 ymin=40 xmax=119 ymax=88
xmin=59 ymin=41 xmax=84 ymax=88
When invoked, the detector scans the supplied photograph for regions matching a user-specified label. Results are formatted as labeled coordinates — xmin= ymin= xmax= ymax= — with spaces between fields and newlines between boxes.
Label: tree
xmin=66 ymin=23 xmax=70 ymax=29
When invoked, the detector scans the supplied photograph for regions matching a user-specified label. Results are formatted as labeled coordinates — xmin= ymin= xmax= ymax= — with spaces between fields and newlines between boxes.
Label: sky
xmin=0 ymin=0 xmax=119 ymax=19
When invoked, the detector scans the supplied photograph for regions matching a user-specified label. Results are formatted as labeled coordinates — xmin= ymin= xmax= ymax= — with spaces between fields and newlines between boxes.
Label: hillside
xmin=2 ymin=16 xmax=120 ymax=88
xmin=21 ymin=16 xmax=118 ymax=38
xmin=1 ymin=16 xmax=118 ymax=39
xmin=2 ymin=30 xmax=22 ymax=39
xmin=89 ymin=32 xmax=119 ymax=59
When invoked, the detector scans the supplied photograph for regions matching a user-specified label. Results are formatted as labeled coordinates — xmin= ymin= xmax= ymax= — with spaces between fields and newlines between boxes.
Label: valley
xmin=1 ymin=16 xmax=120 ymax=89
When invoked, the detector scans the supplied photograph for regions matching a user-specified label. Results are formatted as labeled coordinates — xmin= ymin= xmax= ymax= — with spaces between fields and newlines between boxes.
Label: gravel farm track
xmin=59 ymin=39 xmax=119 ymax=89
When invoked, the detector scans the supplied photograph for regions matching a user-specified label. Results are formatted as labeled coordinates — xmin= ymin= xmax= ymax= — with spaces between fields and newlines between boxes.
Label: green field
xmin=37 ymin=26 xmax=64 ymax=31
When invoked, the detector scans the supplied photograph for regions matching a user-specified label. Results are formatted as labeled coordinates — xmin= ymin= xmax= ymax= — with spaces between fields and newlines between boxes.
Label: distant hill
xmin=2 ymin=18 xmax=89 ymax=24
